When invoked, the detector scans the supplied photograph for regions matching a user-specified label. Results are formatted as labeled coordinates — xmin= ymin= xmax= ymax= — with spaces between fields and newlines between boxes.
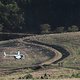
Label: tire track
xmin=21 ymin=40 xmax=62 ymax=65
xmin=25 ymin=40 xmax=70 ymax=64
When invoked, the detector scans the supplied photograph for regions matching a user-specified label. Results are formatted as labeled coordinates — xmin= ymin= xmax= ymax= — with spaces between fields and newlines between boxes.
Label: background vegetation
xmin=0 ymin=0 xmax=80 ymax=33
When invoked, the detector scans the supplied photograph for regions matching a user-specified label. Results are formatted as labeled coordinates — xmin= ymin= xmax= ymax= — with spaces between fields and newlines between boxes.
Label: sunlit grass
xmin=24 ymin=32 xmax=80 ymax=69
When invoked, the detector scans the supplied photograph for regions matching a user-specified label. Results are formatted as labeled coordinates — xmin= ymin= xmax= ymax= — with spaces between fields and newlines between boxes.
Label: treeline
xmin=0 ymin=0 xmax=80 ymax=33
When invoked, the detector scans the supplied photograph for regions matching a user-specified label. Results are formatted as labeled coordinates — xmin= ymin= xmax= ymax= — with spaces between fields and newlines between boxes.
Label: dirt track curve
xmin=0 ymin=36 xmax=68 ymax=67
xmin=0 ymin=35 xmax=70 ymax=75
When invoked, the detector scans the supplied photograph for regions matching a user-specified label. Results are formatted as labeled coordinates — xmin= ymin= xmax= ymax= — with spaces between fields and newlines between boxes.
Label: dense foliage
xmin=0 ymin=0 xmax=80 ymax=33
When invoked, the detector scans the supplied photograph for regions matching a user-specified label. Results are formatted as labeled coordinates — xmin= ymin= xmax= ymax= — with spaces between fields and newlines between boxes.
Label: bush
xmin=56 ymin=26 xmax=64 ymax=33
xmin=44 ymin=73 xmax=48 ymax=79
xmin=40 ymin=24 xmax=51 ymax=34
xmin=22 ymin=74 xmax=33 ymax=79
xmin=68 ymin=25 xmax=79 ymax=32
xmin=40 ymin=73 xmax=48 ymax=79
xmin=41 ymin=76 xmax=44 ymax=79
xmin=71 ymin=73 xmax=80 ymax=78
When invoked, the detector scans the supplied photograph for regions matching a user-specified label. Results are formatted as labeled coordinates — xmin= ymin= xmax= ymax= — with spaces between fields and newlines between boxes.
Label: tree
xmin=68 ymin=25 xmax=79 ymax=32
xmin=0 ymin=1 xmax=24 ymax=32
xmin=40 ymin=24 xmax=51 ymax=34
xmin=56 ymin=26 xmax=64 ymax=33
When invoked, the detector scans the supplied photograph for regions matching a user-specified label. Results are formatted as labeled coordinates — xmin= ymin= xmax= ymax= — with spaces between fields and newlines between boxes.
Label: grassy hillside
xmin=0 ymin=32 xmax=80 ymax=79
xmin=24 ymin=32 xmax=80 ymax=69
